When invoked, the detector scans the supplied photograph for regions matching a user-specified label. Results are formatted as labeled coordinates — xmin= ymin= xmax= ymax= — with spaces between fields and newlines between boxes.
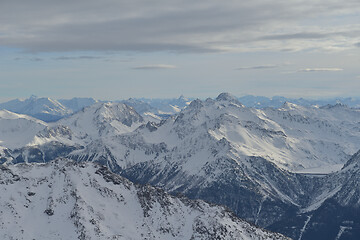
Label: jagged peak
xmin=281 ymin=101 xmax=301 ymax=110
xmin=205 ymin=97 xmax=215 ymax=104
xmin=92 ymin=101 xmax=126 ymax=109
xmin=90 ymin=102 xmax=140 ymax=116
xmin=216 ymin=92 xmax=239 ymax=102
xmin=178 ymin=94 xmax=188 ymax=101
xmin=64 ymin=101 xmax=144 ymax=129
xmin=188 ymin=98 xmax=204 ymax=109
xmin=320 ymin=103 xmax=348 ymax=110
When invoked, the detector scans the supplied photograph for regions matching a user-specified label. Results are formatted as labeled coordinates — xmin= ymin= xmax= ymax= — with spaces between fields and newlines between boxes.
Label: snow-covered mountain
xmin=57 ymin=102 xmax=144 ymax=142
xmin=0 ymin=96 xmax=98 ymax=122
xmin=0 ymin=95 xmax=71 ymax=122
xmin=1 ymin=92 xmax=360 ymax=239
xmin=123 ymin=95 xmax=192 ymax=117
xmin=0 ymin=102 xmax=145 ymax=166
xmin=120 ymin=98 xmax=159 ymax=115
xmin=0 ymin=110 xmax=47 ymax=149
xmin=2 ymin=94 xmax=359 ymax=122
xmin=111 ymin=93 xmax=360 ymax=172
xmin=58 ymin=97 xmax=98 ymax=113
xmin=0 ymin=159 xmax=289 ymax=240
xmin=0 ymin=95 xmax=189 ymax=122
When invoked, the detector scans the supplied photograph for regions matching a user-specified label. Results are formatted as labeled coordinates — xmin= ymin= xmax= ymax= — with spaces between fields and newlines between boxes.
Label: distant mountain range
xmin=0 ymin=95 xmax=97 ymax=122
xmin=1 ymin=94 xmax=359 ymax=122
xmin=238 ymin=95 xmax=360 ymax=109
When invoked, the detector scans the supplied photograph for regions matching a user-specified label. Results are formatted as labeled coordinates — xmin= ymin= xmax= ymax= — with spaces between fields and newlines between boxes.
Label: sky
xmin=0 ymin=0 xmax=359 ymax=101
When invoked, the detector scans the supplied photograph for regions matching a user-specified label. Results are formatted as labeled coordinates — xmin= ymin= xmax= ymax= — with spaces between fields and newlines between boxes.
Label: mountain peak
xmin=90 ymin=102 xmax=143 ymax=123
xmin=281 ymin=101 xmax=301 ymax=110
xmin=178 ymin=94 xmax=188 ymax=101
xmin=216 ymin=92 xmax=239 ymax=103
xmin=320 ymin=103 xmax=348 ymax=110
xmin=58 ymin=102 xmax=144 ymax=139
xmin=188 ymin=99 xmax=203 ymax=109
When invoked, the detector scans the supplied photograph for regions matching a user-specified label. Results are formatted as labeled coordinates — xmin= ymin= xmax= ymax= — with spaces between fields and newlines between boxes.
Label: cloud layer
xmin=0 ymin=0 xmax=359 ymax=53
xmin=236 ymin=64 xmax=279 ymax=70
xmin=297 ymin=68 xmax=343 ymax=72
xmin=132 ymin=64 xmax=177 ymax=70
xmin=54 ymin=56 xmax=103 ymax=61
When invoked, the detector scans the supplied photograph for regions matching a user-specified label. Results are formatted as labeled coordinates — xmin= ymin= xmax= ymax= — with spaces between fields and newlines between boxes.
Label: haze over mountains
xmin=1 ymin=94 xmax=359 ymax=122
xmin=1 ymin=93 xmax=360 ymax=239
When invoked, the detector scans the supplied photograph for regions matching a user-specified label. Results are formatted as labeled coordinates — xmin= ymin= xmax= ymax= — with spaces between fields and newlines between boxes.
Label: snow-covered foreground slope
xmin=0 ymin=159 xmax=289 ymax=240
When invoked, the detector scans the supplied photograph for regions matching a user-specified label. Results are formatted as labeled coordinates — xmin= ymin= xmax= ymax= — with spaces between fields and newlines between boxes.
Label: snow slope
xmin=116 ymin=93 xmax=360 ymax=171
xmin=0 ymin=95 xmax=71 ymax=122
xmin=58 ymin=97 xmax=98 ymax=113
xmin=0 ymin=103 xmax=146 ymax=165
xmin=0 ymin=159 xmax=289 ymax=240
xmin=56 ymin=102 xmax=144 ymax=143
xmin=0 ymin=110 xmax=47 ymax=149
xmin=0 ymin=96 xmax=98 ymax=122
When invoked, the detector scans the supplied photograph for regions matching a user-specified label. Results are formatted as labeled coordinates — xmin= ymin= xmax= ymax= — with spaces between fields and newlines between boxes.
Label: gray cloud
xmin=355 ymin=42 xmax=360 ymax=47
xmin=132 ymin=64 xmax=177 ymax=70
xmin=14 ymin=57 xmax=43 ymax=61
xmin=259 ymin=32 xmax=332 ymax=41
xmin=0 ymin=0 xmax=359 ymax=53
xmin=54 ymin=56 xmax=103 ymax=60
xmin=258 ymin=30 xmax=360 ymax=42
xmin=236 ymin=64 xmax=279 ymax=70
xmin=297 ymin=68 xmax=343 ymax=72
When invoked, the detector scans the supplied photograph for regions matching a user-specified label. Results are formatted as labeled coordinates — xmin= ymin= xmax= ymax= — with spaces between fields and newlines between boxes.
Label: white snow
xmin=300 ymin=185 xmax=343 ymax=213
xmin=0 ymin=160 xmax=289 ymax=240
xmin=298 ymin=215 xmax=312 ymax=240
xmin=335 ymin=226 xmax=352 ymax=240
xmin=0 ymin=110 xmax=47 ymax=149
xmin=295 ymin=164 xmax=344 ymax=174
